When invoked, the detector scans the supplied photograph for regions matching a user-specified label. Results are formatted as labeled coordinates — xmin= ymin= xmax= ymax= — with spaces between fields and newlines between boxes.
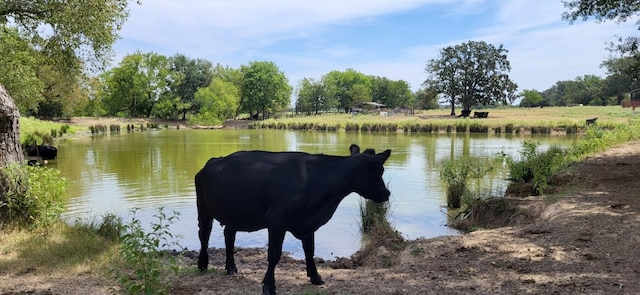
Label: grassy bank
xmin=253 ymin=106 xmax=639 ymax=134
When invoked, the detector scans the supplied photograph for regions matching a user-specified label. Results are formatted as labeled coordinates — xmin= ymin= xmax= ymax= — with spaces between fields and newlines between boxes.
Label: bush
xmin=0 ymin=163 xmax=67 ymax=228
xmin=189 ymin=111 xmax=223 ymax=126
xmin=112 ymin=208 xmax=182 ymax=295
xmin=504 ymin=141 xmax=566 ymax=195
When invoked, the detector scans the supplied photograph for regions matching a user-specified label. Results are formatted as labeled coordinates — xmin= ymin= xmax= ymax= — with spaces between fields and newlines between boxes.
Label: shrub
xmin=504 ymin=141 xmax=566 ymax=195
xmin=112 ymin=208 xmax=182 ymax=295
xmin=0 ymin=163 xmax=67 ymax=228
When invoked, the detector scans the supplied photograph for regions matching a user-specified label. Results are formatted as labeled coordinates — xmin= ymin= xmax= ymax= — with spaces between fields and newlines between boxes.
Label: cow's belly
xmin=209 ymin=195 xmax=269 ymax=232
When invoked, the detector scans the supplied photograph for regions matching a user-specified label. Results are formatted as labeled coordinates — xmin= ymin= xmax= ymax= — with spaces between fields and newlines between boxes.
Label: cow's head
xmin=349 ymin=144 xmax=391 ymax=203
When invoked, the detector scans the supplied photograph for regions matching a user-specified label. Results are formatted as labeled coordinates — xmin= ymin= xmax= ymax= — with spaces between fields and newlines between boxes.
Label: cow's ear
xmin=363 ymin=148 xmax=375 ymax=155
xmin=377 ymin=149 xmax=391 ymax=162
xmin=349 ymin=144 xmax=360 ymax=155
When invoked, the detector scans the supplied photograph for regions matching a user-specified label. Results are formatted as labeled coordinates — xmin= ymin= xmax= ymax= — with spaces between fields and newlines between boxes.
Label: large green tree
xmin=423 ymin=40 xmax=518 ymax=115
xmin=295 ymin=78 xmax=328 ymax=115
xmin=0 ymin=0 xmax=136 ymax=171
xmin=370 ymin=76 xmax=415 ymax=108
xmin=414 ymin=87 xmax=440 ymax=110
xmin=603 ymin=73 xmax=633 ymax=104
xmin=322 ymin=69 xmax=372 ymax=113
xmin=193 ymin=77 xmax=240 ymax=125
xmin=519 ymin=89 xmax=544 ymax=107
xmin=101 ymin=52 xmax=173 ymax=117
xmin=1 ymin=0 xmax=137 ymax=71
xmin=0 ymin=0 xmax=137 ymax=117
xmin=0 ymin=27 xmax=43 ymax=113
xmin=602 ymin=56 xmax=638 ymax=92
xmin=566 ymin=75 xmax=605 ymax=105
xmin=563 ymin=0 xmax=640 ymax=99
xmin=238 ymin=61 xmax=291 ymax=119
xmin=169 ymin=54 xmax=213 ymax=120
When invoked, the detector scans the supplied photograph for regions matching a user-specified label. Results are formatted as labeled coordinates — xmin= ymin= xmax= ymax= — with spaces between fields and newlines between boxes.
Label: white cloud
xmin=113 ymin=0 xmax=640 ymax=95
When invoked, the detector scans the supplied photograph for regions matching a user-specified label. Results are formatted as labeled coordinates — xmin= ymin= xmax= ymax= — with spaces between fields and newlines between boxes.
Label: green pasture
xmin=258 ymin=106 xmax=640 ymax=133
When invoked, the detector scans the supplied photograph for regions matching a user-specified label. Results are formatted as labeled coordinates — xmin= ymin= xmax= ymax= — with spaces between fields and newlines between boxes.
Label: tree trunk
xmin=0 ymin=85 xmax=24 ymax=167
xmin=0 ymin=85 xmax=25 ymax=205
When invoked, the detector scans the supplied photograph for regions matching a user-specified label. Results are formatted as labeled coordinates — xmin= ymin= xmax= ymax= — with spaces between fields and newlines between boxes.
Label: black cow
xmin=24 ymin=144 xmax=58 ymax=160
xmin=195 ymin=144 xmax=392 ymax=295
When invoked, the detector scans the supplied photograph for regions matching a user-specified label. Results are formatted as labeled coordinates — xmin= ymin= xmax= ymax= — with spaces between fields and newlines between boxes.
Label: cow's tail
xmin=195 ymin=168 xmax=213 ymax=271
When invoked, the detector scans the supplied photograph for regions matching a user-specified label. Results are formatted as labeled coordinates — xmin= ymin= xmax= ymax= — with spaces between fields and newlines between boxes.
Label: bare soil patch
xmin=2 ymin=134 xmax=640 ymax=294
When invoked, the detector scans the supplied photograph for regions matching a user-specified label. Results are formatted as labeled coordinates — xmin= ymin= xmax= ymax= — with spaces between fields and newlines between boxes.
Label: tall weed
xmin=439 ymin=157 xmax=494 ymax=208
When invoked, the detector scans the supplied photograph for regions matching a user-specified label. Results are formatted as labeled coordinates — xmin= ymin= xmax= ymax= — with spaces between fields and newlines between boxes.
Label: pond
xmin=53 ymin=129 xmax=578 ymax=259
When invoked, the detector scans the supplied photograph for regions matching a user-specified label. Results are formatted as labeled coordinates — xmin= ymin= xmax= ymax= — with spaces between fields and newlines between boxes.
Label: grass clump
xmin=356 ymin=199 xmax=405 ymax=268
xmin=439 ymin=157 xmax=495 ymax=209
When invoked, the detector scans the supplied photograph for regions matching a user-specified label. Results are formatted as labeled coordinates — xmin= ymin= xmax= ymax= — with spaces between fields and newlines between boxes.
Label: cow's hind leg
xmin=301 ymin=233 xmax=324 ymax=285
xmin=197 ymin=214 xmax=213 ymax=271
xmin=262 ymin=228 xmax=285 ymax=295
xmin=223 ymin=227 xmax=238 ymax=274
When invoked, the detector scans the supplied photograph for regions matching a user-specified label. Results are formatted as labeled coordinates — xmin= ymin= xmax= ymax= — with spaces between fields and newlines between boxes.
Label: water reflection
xmin=54 ymin=129 xmax=577 ymax=259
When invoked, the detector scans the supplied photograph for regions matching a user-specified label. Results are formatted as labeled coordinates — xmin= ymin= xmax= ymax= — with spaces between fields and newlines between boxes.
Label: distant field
xmin=268 ymin=106 xmax=640 ymax=129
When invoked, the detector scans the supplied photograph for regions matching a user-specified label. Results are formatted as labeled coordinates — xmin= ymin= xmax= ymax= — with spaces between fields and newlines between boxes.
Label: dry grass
xmin=0 ymin=222 xmax=119 ymax=276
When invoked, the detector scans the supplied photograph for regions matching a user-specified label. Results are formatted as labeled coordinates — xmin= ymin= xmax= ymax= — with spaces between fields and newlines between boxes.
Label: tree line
xmin=2 ymin=0 xmax=640 ymax=127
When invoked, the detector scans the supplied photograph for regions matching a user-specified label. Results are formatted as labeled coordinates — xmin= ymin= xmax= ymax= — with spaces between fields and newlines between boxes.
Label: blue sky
xmin=112 ymin=0 xmax=637 ymax=94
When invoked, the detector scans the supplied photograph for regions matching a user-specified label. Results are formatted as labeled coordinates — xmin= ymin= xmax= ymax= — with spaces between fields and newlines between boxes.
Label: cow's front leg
xmin=223 ymin=227 xmax=237 ymax=274
xmin=262 ymin=228 xmax=285 ymax=295
xmin=301 ymin=233 xmax=324 ymax=285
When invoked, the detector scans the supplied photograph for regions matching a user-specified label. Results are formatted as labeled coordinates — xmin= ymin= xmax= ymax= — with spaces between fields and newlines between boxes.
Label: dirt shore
xmin=2 ymin=128 xmax=639 ymax=294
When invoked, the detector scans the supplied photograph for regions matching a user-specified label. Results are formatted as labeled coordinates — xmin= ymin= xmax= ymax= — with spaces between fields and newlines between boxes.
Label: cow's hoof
xmin=225 ymin=266 xmax=237 ymax=275
xmin=197 ymin=265 xmax=207 ymax=273
xmin=262 ymin=284 xmax=276 ymax=295
xmin=310 ymin=274 xmax=325 ymax=285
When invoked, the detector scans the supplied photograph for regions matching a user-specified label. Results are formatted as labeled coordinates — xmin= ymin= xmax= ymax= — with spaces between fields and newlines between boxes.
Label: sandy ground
xmin=2 ymin=122 xmax=640 ymax=294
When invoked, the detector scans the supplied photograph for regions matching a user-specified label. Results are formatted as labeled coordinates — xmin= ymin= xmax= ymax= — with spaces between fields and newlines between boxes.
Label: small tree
xmin=519 ymin=89 xmax=544 ymax=107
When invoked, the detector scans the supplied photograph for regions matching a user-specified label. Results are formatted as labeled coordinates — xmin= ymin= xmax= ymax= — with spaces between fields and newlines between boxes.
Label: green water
xmin=51 ymin=129 xmax=578 ymax=259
